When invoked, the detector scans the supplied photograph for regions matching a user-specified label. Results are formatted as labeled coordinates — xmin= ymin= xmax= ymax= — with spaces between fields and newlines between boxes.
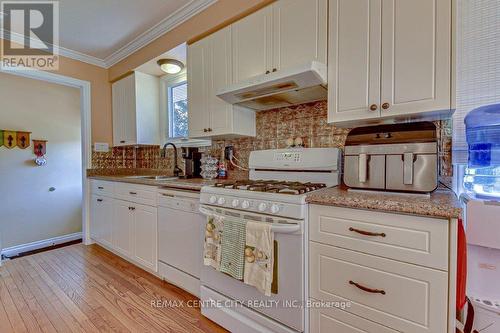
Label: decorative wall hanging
xmin=16 ymin=131 xmax=31 ymax=149
xmin=3 ymin=130 xmax=17 ymax=149
xmin=33 ymin=140 xmax=47 ymax=166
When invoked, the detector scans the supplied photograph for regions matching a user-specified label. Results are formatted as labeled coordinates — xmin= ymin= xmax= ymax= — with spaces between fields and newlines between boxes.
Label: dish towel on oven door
xmin=220 ymin=219 xmax=247 ymax=280
xmin=244 ymin=221 xmax=274 ymax=296
xmin=203 ymin=215 xmax=224 ymax=270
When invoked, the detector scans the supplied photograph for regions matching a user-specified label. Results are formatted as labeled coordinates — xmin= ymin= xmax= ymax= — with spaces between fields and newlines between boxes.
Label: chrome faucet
xmin=162 ymin=142 xmax=183 ymax=177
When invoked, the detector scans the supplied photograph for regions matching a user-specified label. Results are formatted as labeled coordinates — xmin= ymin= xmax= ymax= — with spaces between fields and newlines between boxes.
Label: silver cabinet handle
xmin=403 ymin=152 xmax=414 ymax=185
xmin=358 ymin=153 xmax=368 ymax=183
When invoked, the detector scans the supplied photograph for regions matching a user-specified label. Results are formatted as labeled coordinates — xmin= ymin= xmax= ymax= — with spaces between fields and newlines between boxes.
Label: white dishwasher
xmin=158 ymin=188 xmax=205 ymax=297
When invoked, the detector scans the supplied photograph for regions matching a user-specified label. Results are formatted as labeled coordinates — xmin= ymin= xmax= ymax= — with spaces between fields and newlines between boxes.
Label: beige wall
xmin=0 ymin=72 xmax=82 ymax=249
xmin=0 ymin=39 xmax=112 ymax=144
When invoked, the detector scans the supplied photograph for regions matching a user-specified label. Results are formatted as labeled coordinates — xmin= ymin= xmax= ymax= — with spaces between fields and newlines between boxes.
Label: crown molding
xmin=103 ymin=0 xmax=217 ymax=68
xmin=1 ymin=29 xmax=107 ymax=67
xmin=1 ymin=0 xmax=217 ymax=69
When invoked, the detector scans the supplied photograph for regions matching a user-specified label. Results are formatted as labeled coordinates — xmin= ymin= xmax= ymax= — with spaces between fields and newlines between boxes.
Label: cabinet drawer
xmin=309 ymin=242 xmax=448 ymax=333
xmin=309 ymin=205 xmax=449 ymax=270
xmin=310 ymin=304 xmax=397 ymax=333
xmin=114 ymin=182 xmax=157 ymax=206
xmin=90 ymin=180 xmax=114 ymax=196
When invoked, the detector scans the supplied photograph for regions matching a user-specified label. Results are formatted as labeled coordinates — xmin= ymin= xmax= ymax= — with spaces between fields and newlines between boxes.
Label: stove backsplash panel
xmin=91 ymin=100 xmax=452 ymax=178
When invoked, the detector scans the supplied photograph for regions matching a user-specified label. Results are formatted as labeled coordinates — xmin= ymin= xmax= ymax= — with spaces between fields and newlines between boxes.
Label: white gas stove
xmin=199 ymin=148 xmax=341 ymax=333
xmin=200 ymin=148 xmax=341 ymax=220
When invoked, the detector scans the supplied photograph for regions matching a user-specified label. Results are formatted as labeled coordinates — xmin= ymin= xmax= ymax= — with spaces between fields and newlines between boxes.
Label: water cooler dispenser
xmin=463 ymin=104 xmax=500 ymax=332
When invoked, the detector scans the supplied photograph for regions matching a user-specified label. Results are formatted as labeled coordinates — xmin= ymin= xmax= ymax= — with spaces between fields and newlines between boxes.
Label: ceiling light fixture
xmin=157 ymin=59 xmax=184 ymax=74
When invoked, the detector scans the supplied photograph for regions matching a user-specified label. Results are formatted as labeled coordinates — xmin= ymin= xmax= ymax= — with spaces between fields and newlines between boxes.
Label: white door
xmin=187 ymin=39 xmax=210 ymax=138
xmin=272 ymin=0 xmax=327 ymax=71
xmin=232 ymin=6 xmax=273 ymax=82
xmin=133 ymin=204 xmax=157 ymax=272
xmin=380 ymin=0 xmax=452 ymax=117
xmin=90 ymin=195 xmax=113 ymax=248
xmin=99 ymin=197 xmax=113 ymax=248
xmin=112 ymin=199 xmax=134 ymax=258
xmin=112 ymin=74 xmax=137 ymax=146
xmin=328 ymin=0 xmax=382 ymax=124
xmin=90 ymin=195 xmax=101 ymax=240
xmin=207 ymin=26 xmax=233 ymax=136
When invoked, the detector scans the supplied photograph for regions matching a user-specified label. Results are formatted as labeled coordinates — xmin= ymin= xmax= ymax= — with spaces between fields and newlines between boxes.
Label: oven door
xmin=199 ymin=205 xmax=304 ymax=332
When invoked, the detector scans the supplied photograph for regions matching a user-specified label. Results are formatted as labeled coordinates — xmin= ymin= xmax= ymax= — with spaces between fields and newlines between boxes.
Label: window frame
xmin=159 ymin=70 xmax=211 ymax=147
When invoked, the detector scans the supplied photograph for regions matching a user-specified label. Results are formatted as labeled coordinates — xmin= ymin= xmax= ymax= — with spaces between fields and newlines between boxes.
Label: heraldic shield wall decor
xmin=0 ymin=130 xmax=32 ymax=149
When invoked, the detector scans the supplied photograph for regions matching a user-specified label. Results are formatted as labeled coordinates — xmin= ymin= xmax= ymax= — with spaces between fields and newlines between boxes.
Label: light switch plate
xmin=94 ymin=142 xmax=109 ymax=152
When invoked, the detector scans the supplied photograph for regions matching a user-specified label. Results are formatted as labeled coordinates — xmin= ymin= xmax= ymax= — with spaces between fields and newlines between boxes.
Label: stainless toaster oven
xmin=344 ymin=122 xmax=438 ymax=193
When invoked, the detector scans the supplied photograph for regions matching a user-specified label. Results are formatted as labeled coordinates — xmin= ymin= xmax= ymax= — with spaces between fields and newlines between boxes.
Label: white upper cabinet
xmin=207 ymin=26 xmax=234 ymax=135
xmin=328 ymin=0 xmax=382 ymax=123
xmin=188 ymin=26 xmax=256 ymax=138
xmin=232 ymin=6 xmax=273 ymax=82
xmin=187 ymin=38 xmax=209 ymax=138
xmin=112 ymin=72 xmax=159 ymax=146
xmin=380 ymin=0 xmax=452 ymax=117
xmin=328 ymin=0 xmax=454 ymax=126
xmin=231 ymin=0 xmax=328 ymax=82
xmin=272 ymin=0 xmax=327 ymax=71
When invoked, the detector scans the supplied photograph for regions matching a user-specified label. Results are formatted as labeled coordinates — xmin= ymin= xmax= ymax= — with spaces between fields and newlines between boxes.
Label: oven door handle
xmin=270 ymin=224 xmax=301 ymax=234
xmin=199 ymin=206 xmax=301 ymax=234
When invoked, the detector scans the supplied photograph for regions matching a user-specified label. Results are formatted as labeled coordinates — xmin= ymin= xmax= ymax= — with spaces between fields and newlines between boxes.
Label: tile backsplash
xmin=91 ymin=100 xmax=453 ymax=178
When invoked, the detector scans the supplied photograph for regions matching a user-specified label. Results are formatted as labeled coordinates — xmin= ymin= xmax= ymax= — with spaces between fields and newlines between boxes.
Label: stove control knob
xmin=270 ymin=204 xmax=280 ymax=214
xmin=258 ymin=203 xmax=268 ymax=212
xmin=241 ymin=200 xmax=251 ymax=209
xmin=217 ymin=197 xmax=226 ymax=205
xmin=209 ymin=196 xmax=217 ymax=204
xmin=231 ymin=199 xmax=240 ymax=208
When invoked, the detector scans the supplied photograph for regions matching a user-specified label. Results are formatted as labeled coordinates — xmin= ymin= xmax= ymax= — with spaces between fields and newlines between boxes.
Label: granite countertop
xmin=306 ymin=185 xmax=462 ymax=219
xmin=88 ymin=169 xmax=462 ymax=218
xmin=87 ymin=169 xmax=239 ymax=191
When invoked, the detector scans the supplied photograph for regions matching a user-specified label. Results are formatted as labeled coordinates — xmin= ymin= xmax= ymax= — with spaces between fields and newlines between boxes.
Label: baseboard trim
xmin=1 ymin=232 xmax=83 ymax=257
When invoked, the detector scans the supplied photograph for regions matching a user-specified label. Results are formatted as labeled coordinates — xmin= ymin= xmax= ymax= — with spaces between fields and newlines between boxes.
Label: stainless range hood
xmin=216 ymin=61 xmax=327 ymax=111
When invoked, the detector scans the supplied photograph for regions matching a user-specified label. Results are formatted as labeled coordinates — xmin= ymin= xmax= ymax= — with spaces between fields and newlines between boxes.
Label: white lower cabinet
xmin=132 ymin=203 xmax=157 ymax=271
xmin=310 ymin=304 xmax=398 ymax=333
xmin=112 ymin=199 xmax=135 ymax=258
xmin=90 ymin=194 xmax=113 ymax=248
xmin=309 ymin=205 xmax=454 ymax=333
xmin=89 ymin=180 xmax=158 ymax=273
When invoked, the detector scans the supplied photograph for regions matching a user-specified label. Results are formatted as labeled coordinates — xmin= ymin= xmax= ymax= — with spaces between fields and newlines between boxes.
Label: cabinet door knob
xmin=120 ymin=140 xmax=125 ymax=143
xmin=272 ymin=68 xmax=277 ymax=72
xmin=97 ymin=199 xmax=103 ymax=202
xmin=128 ymin=206 xmax=135 ymax=211
xmin=203 ymin=128 xmax=208 ymax=133
xmin=382 ymin=102 xmax=390 ymax=110
xmin=208 ymin=128 xmax=212 ymax=132
xmin=369 ymin=104 xmax=378 ymax=111
xmin=129 ymin=191 xmax=137 ymax=195
xmin=265 ymin=70 xmax=270 ymax=74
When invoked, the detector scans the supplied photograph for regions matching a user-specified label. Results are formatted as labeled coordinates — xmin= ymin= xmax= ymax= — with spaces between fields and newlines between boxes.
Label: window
xmin=168 ymin=81 xmax=188 ymax=138
xmin=160 ymin=71 xmax=211 ymax=147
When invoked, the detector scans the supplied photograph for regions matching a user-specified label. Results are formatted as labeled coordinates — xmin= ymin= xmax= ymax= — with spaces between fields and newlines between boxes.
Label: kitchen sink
xmin=124 ymin=175 xmax=178 ymax=181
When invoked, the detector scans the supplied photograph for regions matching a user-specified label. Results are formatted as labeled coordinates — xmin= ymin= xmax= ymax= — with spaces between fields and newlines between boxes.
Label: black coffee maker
xmin=182 ymin=147 xmax=202 ymax=178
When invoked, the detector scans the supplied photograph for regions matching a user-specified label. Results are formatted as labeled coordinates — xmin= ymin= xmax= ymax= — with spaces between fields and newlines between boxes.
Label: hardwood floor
xmin=0 ymin=244 xmax=228 ymax=333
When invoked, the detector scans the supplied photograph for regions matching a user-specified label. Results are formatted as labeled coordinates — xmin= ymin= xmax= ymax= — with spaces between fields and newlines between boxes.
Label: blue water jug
xmin=464 ymin=104 xmax=500 ymax=199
